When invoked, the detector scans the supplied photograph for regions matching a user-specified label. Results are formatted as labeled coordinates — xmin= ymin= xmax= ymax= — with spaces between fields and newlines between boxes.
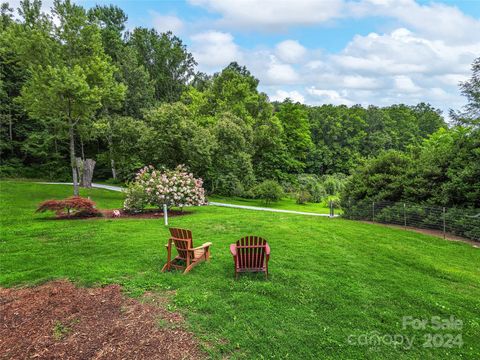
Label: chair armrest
xmin=229 ymin=244 xmax=236 ymax=256
xmin=266 ymin=243 xmax=271 ymax=256
xmin=191 ymin=242 xmax=212 ymax=251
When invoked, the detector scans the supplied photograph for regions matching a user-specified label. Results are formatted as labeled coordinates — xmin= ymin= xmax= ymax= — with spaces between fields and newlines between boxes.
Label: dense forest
xmin=1 ymin=1 xmax=479 ymax=209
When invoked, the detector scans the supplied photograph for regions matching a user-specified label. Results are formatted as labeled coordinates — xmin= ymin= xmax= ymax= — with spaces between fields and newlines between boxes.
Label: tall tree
xmin=18 ymin=0 xmax=125 ymax=195
xmin=411 ymin=102 xmax=446 ymax=137
xmin=141 ymin=102 xmax=214 ymax=178
xmin=127 ymin=28 xmax=196 ymax=102
xmin=87 ymin=4 xmax=127 ymax=62
xmin=451 ymin=57 xmax=480 ymax=126
xmin=209 ymin=112 xmax=255 ymax=195
xmin=0 ymin=0 xmax=58 ymax=164
xmin=117 ymin=46 xmax=155 ymax=118
xmin=276 ymin=100 xmax=313 ymax=173
xmin=206 ymin=62 xmax=272 ymax=124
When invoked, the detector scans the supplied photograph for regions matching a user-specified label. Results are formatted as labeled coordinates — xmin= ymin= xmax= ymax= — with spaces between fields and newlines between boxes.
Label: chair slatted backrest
xmin=169 ymin=228 xmax=193 ymax=260
xmin=236 ymin=236 xmax=267 ymax=270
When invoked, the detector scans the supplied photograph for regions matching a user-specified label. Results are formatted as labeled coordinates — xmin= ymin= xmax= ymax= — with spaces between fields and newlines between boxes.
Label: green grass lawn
xmin=1 ymin=181 xmax=479 ymax=359
xmin=208 ymin=194 xmax=338 ymax=214
xmin=90 ymin=180 xmax=337 ymax=214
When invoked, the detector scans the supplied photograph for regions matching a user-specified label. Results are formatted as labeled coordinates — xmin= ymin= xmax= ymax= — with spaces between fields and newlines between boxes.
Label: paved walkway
xmin=208 ymin=202 xmax=335 ymax=217
xmin=38 ymin=182 xmax=124 ymax=192
xmin=38 ymin=182 xmax=337 ymax=217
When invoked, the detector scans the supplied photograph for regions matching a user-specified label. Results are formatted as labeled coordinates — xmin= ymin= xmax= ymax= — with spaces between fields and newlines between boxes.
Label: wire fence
xmin=340 ymin=200 xmax=480 ymax=242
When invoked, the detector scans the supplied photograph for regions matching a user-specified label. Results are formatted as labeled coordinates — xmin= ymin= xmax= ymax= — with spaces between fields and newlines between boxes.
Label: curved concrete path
xmin=37 ymin=182 xmax=337 ymax=217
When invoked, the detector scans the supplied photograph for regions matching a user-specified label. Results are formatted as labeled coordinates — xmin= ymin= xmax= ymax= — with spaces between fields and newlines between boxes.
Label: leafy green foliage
xmin=295 ymin=190 xmax=311 ymax=204
xmin=341 ymin=150 xmax=411 ymax=207
xmin=127 ymin=28 xmax=196 ymax=102
xmin=453 ymin=57 xmax=480 ymax=125
xmin=1 ymin=1 xmax=475 ymax=211
xmin=122 ymin=181 xmax=148 ymax=213
xmin=276 ymin=100 xmax=313 ymax=173
xmin=253 ymin=180 xmax=283 ymax=204
xmin=297 ymin=174 xmax=326 ymax=203
xmin=341 ymin=126 xmax=480 ymax=211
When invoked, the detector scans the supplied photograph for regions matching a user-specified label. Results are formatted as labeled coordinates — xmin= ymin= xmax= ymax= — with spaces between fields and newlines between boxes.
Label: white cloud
xmin=270 ymin=90 xmax=305 ymax=103
xmin=393 ymin=75 xmax=420 ymax=93
xmin=151 ymin=13 xmax=184 ymax=34
xmin=265 ymin=56 xmax=299 ymax=84
xmin=350 ymin=0 xmax=480 ymax=45
xmin=342 ymin=75 xmax=382 ymax=90
xmin=171 ymin=0 xmax=479 ymax=113
xmin=275 ymin=40 xmax=307 ymax=64
xmin=188 ymin=0 xmax=344 ymax=29
xmin=190 ymin=31 xmax=242 ymax=71
xmin=306 ymin=87 xmax=354 ymax=106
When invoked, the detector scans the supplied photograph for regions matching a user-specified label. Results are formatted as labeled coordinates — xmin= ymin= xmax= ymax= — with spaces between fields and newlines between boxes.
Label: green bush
xmin=253 ymin=180 xmax=283 ymax=204
xmin=295 ymin=190 xmax=311 ymax=204
xmin=122 ymin=182 xmax=148 ymax=213
xmin=297 ymin=174 xmax=327 ymax=203
xmin=322 ymin=174 xmax=347 ymax=196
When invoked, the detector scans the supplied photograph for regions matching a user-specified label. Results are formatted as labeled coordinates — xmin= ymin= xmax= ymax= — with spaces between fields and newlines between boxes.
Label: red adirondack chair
xmin=161 ymin=228 xmax=212 ymax=274
xmin=230 ymin=236 xmax=270 ymax=279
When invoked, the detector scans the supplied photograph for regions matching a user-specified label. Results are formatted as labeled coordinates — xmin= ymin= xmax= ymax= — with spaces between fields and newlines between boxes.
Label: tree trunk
xmin=76 ymin=158 xmax=96 ymax=188
xmin=80 ymin=137 xmax=85 ymax=160
xmin=76 ymin=157 xmax=84 ymax=186
xmin=8 ymin=114 xmax=12 ymax=141
xmin=107 ymin=117 xmax=117 ymax=180
xmin=111 ymin=158 xmax=117 ymax=180
xmin=82 ymin=159 xmax=96 ymax=188
xmin=69 ymin=122 xmax=79 ymax=196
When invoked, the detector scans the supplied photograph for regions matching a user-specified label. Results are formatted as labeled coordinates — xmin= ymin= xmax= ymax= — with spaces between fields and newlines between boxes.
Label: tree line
xmin=1 ymin=1 xmax=478 ymax=209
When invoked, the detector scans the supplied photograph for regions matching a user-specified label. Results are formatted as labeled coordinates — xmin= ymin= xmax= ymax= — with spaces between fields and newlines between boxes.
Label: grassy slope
xmin=1 ymin=181 xmax=479 ymax=359
xmin=208 ymin=194 xmax=337 ymax=214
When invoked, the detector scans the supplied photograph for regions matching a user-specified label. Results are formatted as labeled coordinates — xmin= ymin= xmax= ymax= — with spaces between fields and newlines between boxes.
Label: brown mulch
xmin=0 ymin=281 xmax=204 ymax=360
xmin=101 ymin=209 xmax=190 ymax=219
xmin=43 ymin=209 xmax=190 ymax=220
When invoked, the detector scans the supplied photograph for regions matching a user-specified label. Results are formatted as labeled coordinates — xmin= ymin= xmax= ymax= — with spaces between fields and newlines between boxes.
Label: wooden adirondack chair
xmin=161 ymin=228 xmax=212 ymax=274
xmin=230 ymin=236 xmax=270 ymax=279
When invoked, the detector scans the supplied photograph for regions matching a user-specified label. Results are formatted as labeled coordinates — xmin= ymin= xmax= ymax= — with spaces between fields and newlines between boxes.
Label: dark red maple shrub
xmin=36 ymin=196 xmax=102 ymax=218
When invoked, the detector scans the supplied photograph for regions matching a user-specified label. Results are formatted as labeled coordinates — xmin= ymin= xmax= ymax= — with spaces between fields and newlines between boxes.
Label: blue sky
xmin=21 ymin=0 xmax=480 ymax=113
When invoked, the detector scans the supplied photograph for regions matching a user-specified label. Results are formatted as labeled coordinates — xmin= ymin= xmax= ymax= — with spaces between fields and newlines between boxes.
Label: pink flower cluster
xmin=124 ymin=165 xmax=207 ymax=211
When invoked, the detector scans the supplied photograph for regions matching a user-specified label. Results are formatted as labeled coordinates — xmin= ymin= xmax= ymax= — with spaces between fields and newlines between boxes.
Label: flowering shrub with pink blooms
xmin=123 ymin=165 xmax=207 ymax=213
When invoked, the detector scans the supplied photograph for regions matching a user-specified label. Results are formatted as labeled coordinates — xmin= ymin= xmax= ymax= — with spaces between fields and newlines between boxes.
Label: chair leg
xmin=183 ymin=263 xmax=195 ymax=274
xmin=162 ymin=241 xmax=172 ymax=272
xmin=161 ymin=262 xmax=169 ymax=272
xmin=183 ymin=258 xmax=204 ymax=274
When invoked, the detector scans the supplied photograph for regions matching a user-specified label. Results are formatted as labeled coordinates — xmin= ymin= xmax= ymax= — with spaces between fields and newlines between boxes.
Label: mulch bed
xmin=0 ymin=281 xmax=204 ymax=360
xmin=43 ymin=209 xmax=190 ymax=220
xmin=101 ymin=209 xmax=190 ymax=219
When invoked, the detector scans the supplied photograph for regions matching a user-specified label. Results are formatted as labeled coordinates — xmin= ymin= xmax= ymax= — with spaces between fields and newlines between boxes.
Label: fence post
xmin=404 ymin=203 xmax=407 ymax=230
xmin=329 ymin=200 xmax=333 ymax=218
xmin=443 ymin=207 xmax=446 ymax=239
xmin=372 ymin=201 xmax=375 ymax=222
xmin=163 ymin=203 xmax=168 ymax=226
